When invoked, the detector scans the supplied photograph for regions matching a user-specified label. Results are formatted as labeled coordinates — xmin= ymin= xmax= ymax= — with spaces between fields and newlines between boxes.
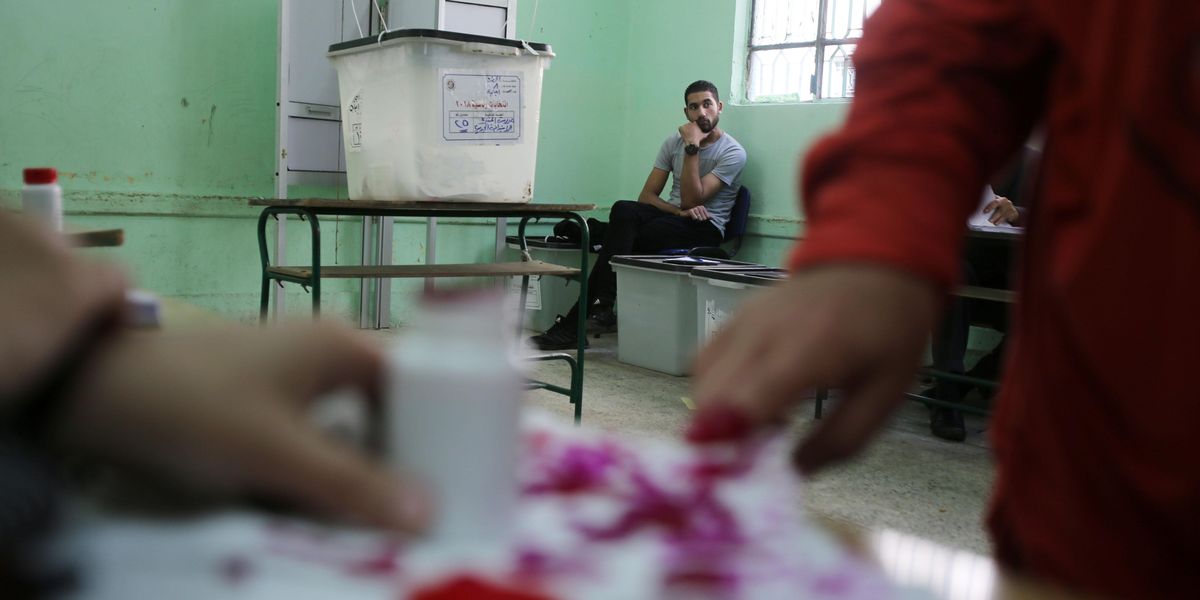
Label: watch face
xmin=685 ymin=143 xmax=699 ymax=155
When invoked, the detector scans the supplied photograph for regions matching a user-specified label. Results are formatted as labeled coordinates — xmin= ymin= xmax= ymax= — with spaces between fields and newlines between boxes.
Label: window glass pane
xmin=751 ymin=0 xmax=820 ymax=46
xmin=825 ymin=0 xmax=882 ymax=40
xmin=821 ymin=43 xmax=857 ymax=99
xmin=748 ymin=47 xmax=817 ymax=102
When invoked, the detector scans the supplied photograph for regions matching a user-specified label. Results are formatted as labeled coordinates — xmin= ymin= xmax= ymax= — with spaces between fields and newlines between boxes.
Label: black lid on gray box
xmin=692 ymin=267 xmax=789 ymax=286
xmin=610 ymin=255 xmax=757 ymax=273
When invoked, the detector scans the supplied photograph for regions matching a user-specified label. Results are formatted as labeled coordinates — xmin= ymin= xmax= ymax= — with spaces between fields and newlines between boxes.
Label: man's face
xmin=684 ymin=91 xmax=722 ymax=133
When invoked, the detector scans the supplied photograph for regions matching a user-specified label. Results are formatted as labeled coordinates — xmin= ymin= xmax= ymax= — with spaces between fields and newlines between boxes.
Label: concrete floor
xmin=522 ymin=332 xmax=996 ymax=555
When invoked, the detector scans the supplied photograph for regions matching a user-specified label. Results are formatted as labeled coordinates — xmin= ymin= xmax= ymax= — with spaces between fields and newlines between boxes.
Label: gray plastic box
xmin=691 ymin=268 xmax=789 ymax=346
xmin=611 ymin=255 xmax=758 ymax=376
xmin=504 ymin=235 xmax=594 ymax=332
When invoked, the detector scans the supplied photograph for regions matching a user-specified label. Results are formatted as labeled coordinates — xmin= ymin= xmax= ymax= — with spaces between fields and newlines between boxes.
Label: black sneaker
xmin=587 ymin=305 xmax=617 ymax=334
xmin=930 ymin=407 xmax=966 ymax=442
xmin=529 ymin=315 xmax=588 ymax=351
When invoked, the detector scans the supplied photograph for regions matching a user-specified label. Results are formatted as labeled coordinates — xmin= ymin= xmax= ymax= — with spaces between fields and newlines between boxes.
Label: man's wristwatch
xmin=684 ymin=143 xmax=700 ymax=156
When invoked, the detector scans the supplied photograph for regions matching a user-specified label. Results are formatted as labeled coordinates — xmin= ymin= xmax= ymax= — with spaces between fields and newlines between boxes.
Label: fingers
xmin=269 ymin=324 xmax=387 ymax=406
xmin=236 ymin=414 xmax=431 ymax=534
xmin=984 ymin=197 xmax=1016 ymax=224
xmin=791 ymin=361 xmax=914 ymax=475
xmin=691 ymin=267 xmax=937 ymax=475
xmin=693 ymin=289 xmax=811 ymax=423
xmin=988 ymin=201 xmax=1017 ymax=225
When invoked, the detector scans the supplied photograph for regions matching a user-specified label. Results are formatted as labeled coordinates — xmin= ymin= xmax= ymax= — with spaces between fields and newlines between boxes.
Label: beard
xmin=696 ymin=115 xmax=718 ymax=133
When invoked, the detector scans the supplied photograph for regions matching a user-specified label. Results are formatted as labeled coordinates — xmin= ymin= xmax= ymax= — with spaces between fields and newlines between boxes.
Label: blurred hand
xmin=691 ymin=265 xmax=938 ymax=474
xmin=678 ymin=122 xmax=705 ymax=146
xmin=681 ymin=205 xmax=711 ymax=221
xmin=983 ymin=196 xmax=1020 ymax=225
xmin=0 ymin=213 xmax=128 ymax=404
xmin=51 ymin=323 xmax=431 ymax=534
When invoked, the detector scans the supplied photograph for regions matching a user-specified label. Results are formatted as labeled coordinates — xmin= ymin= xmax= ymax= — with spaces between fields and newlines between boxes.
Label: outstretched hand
xmin=691 ymin=265 xmax=938 ymax=474
xmin=51 ymin=323 xmax=431 ymax=534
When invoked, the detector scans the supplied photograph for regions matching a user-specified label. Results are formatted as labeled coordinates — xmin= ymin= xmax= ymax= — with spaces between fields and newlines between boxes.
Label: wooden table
xmin=251 ymin=199 xmax=596 ymax=424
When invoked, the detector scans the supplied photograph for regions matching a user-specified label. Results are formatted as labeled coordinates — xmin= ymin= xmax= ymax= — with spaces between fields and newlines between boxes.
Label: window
xmin=746 ymin=0 xmax=882 ymax=102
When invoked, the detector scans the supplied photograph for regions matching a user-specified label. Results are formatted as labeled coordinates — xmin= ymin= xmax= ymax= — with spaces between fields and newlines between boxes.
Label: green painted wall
xmin=1 ymin=0 xmax=834 ymax=324
xmin=0 ymin=0 xmax=317 ymax=320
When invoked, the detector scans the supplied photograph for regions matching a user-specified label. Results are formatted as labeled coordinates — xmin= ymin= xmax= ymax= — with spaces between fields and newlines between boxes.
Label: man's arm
xmin=637 ymin=167 xmax=680 ymax=215
xmin=677 ymin=122 xmax=729 ymax=210
xmin=793 ymin=0 xmax=1052 ymax=287
xmin=692 ymin=0 xmax=1053 ymax=474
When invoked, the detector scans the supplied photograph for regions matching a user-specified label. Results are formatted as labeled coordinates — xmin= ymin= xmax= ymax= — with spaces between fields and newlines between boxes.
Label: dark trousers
xmin=567 ymin=200 xmax=722 ymax=320
xmin=931 ymin=237 xmax=1014 ymax=404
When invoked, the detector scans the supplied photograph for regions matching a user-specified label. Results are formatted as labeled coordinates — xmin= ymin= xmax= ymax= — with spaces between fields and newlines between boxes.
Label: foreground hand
xmin=678 ymin=122 xmax=704 ymax=146
xmin=52 ymin=323 xmax=430 ymax=534
xmin=983 ymin=196 xmax=1020 ymax=225
xmin=681 ymin=205 xmax=711 ymax=221
xmin=691 ymin=265 xmax=938 ymax=474
xmin=0 ymin=213 xmax=128 ymax=403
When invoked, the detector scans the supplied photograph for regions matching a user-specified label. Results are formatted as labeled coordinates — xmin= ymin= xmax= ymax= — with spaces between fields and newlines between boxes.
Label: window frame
xmin=745 ymin=0 xmax=871 ymax=103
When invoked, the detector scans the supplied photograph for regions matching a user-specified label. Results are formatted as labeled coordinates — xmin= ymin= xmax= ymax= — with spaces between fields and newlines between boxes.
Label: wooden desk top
xmin=250 ymin=198 xmax=595 ymax=216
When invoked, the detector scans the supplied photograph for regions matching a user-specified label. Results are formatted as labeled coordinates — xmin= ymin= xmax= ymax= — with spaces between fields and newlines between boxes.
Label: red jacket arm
xmin=791 ymin=0 xmax=1052 ymax=289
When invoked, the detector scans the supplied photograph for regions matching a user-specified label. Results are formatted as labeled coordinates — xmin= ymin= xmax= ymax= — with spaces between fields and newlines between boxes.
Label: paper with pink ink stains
xmin=42 ymin=411 xmax=928 ymax=599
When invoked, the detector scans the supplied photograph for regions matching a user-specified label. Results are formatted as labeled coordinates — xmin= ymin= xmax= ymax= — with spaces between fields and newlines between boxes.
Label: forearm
xmin=678 ymin=154 xmax=705 ymax=209
xmin=638 ymin=190 xmax=682 ymax=215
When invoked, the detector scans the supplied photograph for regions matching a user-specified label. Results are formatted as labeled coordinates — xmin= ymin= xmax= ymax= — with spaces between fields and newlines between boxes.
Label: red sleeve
xmin=790 ymin=0 xmax=1052 ymax=289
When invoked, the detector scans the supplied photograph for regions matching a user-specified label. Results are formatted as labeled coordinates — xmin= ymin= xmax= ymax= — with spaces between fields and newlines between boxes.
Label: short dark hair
xmin=684 ymin=80 xmax=720 ymax=104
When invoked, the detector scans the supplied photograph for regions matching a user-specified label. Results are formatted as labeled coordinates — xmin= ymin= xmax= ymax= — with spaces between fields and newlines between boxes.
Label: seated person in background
xmin=929 ymin=140 xmax=1038 ymax=441
xmin=928 ymin=186 xmax=1020 ymax=441
xmin=0 ymin=211 xmax=429 ymax=571
xmin=530 ymin=80 xmax=747 ymax=351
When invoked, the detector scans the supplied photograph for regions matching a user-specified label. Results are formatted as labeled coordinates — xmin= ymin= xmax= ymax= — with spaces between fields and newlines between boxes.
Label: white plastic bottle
xmin=386 ymin=288 xmax=525 ymax=555
xmin=22 ymin=167 xmax=63 ymax=232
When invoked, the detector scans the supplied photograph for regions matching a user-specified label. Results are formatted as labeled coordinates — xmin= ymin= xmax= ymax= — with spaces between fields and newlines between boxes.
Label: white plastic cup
xmin=22 ymin=167 xmax=63 ymax=232
xmin=386 ymin=289 xmax=524 ymax=553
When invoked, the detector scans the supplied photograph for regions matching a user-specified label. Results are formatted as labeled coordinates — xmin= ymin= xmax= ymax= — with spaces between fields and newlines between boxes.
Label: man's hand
xmin=678 ymin=122 xmax=705 ymax=146
xmin=680 ymin=205 xmax=711 ymax=221
xmin=0 ymin=213 xmax=129 ymax=404
xmin=983 ymin=196 xmax=1020 ymax=225
xmin=691 ymin=265 xmax=938 ymax=474
xmin=53 ymin=323 xmax=431 ymax=534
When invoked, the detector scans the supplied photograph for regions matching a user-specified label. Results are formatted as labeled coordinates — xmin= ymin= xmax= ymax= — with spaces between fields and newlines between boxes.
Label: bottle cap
xmin=24 ymin=167 xmax=58 ymax=185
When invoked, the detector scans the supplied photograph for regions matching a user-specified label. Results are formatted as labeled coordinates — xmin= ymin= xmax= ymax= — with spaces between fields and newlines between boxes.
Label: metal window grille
xmin=746 ymin=0 xmax=881 ymax=102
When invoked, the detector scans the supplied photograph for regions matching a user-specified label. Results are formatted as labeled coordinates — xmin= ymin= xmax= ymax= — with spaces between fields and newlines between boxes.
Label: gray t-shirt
xmin=653 ymin=132 xmax=747 ymax=235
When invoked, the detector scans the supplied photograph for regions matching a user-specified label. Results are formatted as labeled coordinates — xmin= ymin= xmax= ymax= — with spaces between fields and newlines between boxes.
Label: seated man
xmin=929 ymin=186 xmax=1021 ymax=440
xmin=530 ymin=80 xmax=747 ymax=351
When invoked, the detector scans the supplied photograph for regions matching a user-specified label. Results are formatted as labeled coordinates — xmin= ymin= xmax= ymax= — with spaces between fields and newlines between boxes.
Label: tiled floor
xmin=523 ymin=332 xmax=996 ymax=555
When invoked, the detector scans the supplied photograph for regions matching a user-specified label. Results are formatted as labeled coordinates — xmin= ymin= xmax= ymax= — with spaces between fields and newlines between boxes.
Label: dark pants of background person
xmin=931 ymin=237 xmax=1015 ymax=405
xmin=566 ymin=200 xmax=722 ymax=320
